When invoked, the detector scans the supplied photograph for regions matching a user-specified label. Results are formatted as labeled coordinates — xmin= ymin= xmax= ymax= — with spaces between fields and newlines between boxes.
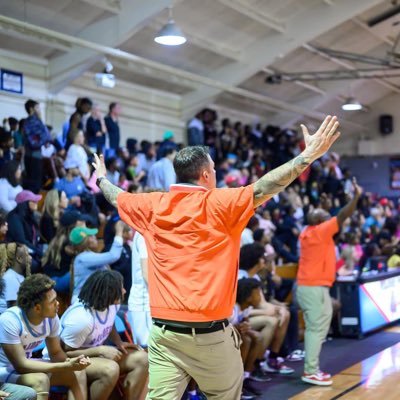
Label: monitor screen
xmin=360 ymin=274 xmax=400 ymax=333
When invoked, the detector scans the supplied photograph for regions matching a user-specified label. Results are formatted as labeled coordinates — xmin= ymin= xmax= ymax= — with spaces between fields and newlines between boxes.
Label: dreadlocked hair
xmin=17 ymin=274 xmax=55 ymax=312
xmin=0 ymin=243 xmax=31 ymax=277
xmin=236 ymin=278 xmax=262 ymax=305
xmin=79 ymin=270 xmax=123 ymax=311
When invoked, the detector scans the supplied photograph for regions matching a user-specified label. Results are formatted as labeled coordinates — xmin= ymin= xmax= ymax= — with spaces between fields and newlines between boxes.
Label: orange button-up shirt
xmin=117 ymin=184 xmax=255 ymax=322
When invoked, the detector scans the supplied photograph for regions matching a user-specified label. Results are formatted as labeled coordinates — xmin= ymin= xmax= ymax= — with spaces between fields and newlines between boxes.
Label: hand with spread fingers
xmin=301 ymin=115 xmax=341 ymax=161
xmin=92 ymin=153 xmax=107 ymax=179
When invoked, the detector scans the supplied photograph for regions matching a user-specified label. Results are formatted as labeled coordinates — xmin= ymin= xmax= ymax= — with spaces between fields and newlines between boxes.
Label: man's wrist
xmin=301 ymin=149 xmax=316 ymax=163
xmin=96 ymin=176 xmax=106 ymax=187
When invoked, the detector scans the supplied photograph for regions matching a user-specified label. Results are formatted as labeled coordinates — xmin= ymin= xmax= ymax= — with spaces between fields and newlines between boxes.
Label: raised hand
xmin=301 ymin=116 xmax=341 ymax=161
xmin=352 ymin=177 xmax=363 ymax=198
xmin=92 ymin=153 xmax=107 ymax=179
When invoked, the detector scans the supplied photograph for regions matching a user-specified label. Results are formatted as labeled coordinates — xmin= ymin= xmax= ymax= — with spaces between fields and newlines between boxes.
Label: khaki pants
xmin=296 ymin=286 xmax=333 ymax=374
xmin=146 ymin=323 xmax=243 ymax=400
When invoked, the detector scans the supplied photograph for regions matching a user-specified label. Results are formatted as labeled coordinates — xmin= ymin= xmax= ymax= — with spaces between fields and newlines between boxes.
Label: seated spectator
xmin=239 ymin=243 xmax=294 ymax=375
xmin=240 ymin=216 xmax=259 ymax=247
xmin=105 ymin=157 xmax=120 ymax=186
xmin=0 ymin=160 xmax=23 ymax=213
xmin=8 ymin=117 xmax=24 ymax=155
xmin=0 ymin=213 xmax=7 ymax=243
xmin=0 ymin=243 xmax=31 ymax=312
xmin=42 ymin=210 xmax=90 ymax=294
xmin=60 ymin=270 xmax=148 ymax=400
xmin=128 ymin=232 xmax=151 ymax=348
xmin=39 ymin=189 xmax=68 ymax=244
xmin=6 ymin=191 xmax=42 ymax=271
xmin=233 ymin=278 xmax=270 ymax=398
xmin=65 ymin=130 xmax=90 ymax=181
xmin=125 ymin=154 xmax=145 ymax=184
xmin=55 ymin=159 xmax=87 ymax=199
xmin=0 ymin=130 xmax=15 ymax=168
xmin=147 ymin=147 xmax=176 ymax=190
xmin=136 ymin=142 xmax=155 ymax=181
xmin=70 ymin=222 xmax=124 ymax=303
xmin=0 ymin=274 xmax=90 ymax=399
xmin=337 ymin=231 xmax=363 ymax=276
xmin=104 ymin=217 xmax=133 ymax=301
xmin=156 ymin=131 xmax=177 ymax=160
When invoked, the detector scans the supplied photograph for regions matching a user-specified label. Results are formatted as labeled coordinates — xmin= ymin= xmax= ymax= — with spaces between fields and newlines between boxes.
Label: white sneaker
xmin=301 ymin=372 xmax=332 ymax=386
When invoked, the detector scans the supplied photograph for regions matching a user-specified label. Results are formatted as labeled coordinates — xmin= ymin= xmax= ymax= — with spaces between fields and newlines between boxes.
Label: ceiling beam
xmin=302 ymin=43 xmax=400 ymax=94
xmin=110 ymin=59 xmax=199 ymax=90
xmin=47 ymin=0 xmax=171 ymax=94
xmin=0 ymin=14 xmax=350 ymax=123
xmin=0 ymin=18 xmax=72 ymax=52
xmin=263 ymin=67 xmax=327 ymax=96
xmin=217 ymin=0 xmax=286 ymax=33
xmin=80 ymin=0 xmax=122 ymax=14
xmin=182 ymin=0 xmax=383 ymax=117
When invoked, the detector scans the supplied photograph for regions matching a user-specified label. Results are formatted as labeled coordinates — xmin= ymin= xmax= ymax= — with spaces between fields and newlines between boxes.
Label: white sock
xmin=244 ymin=371 xmax=251 ymax=379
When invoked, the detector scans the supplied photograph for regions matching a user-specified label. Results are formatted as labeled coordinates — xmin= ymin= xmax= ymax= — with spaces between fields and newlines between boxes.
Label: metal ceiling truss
xmin=266 ymin=46 xmax=400 ymax=83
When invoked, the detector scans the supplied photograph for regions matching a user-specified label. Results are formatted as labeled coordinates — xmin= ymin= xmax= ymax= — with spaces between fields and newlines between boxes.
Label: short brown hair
xmin=17 ymin=274 xmax=55 ymax=312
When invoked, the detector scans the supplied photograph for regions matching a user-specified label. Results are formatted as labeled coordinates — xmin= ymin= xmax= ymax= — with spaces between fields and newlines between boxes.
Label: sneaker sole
xmin=301 ymin=376 xmax=332 ymax=386
xmin=279 ymin=370 xmax=295 ymax=375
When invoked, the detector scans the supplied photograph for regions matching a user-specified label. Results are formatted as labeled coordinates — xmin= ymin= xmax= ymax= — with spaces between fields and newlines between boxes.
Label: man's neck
xmin=65 ymin=174 xmax=74 ymax=181
xmin=25 ymin=309 xmax=44 ymax=326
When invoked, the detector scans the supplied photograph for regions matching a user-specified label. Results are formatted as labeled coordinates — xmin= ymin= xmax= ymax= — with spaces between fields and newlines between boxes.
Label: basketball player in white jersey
xmin=0 ymin=274 xmax=90 ymax=400
xmin=128 ymin=231 xmax=151 ymax=347
xmin=60 ymin=270 xmax=148 ymax=400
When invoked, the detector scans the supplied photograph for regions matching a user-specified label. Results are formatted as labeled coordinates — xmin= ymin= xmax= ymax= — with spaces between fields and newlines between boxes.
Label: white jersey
xmin=60 ymin=302 xmax=119 ymax=349
xmin=128 ymin=233 xmax=150 ymax=312
xmin=0 ymin=306 xmax=60 ymax=368
xmin=3 ymin=269 xmax=24 ymax=303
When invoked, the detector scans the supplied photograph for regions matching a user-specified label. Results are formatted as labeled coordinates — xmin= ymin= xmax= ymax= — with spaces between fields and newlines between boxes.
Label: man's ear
xmin=33 ymin=303 xmax=42 ymax=314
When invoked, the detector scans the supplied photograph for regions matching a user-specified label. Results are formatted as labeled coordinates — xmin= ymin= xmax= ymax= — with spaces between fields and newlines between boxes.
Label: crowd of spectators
xmin=0 ymin=100 xmax=399 ymax=399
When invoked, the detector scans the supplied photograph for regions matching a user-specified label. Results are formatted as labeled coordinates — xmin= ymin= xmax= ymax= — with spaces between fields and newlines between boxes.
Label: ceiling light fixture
xmin=342 ymin=97 xmax=363 ymax=111
xmin=154 ymin=6 xmax=186 ymax=46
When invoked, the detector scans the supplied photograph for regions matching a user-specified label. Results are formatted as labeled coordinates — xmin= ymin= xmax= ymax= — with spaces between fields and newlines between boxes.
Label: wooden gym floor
xmin=290 ymin=327 xmax=400 ymax=400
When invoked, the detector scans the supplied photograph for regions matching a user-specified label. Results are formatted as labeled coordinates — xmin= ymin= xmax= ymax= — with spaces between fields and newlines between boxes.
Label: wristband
xmin=96 ymin=176 xmax=106 ymax=187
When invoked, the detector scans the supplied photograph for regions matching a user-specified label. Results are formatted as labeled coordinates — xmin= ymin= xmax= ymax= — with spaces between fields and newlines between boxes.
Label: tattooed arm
xmin=98 ymin=178 xmax=124 ymax=207
xmin=253 ymin=116 xmax=341 ymax=208
xmin=92 ymin=153 xmax=124 ymax=207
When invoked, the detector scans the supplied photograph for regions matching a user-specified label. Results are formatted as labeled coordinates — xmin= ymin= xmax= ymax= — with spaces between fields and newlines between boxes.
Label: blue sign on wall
xmin=0 ymin=69 xmax=23 ymax=94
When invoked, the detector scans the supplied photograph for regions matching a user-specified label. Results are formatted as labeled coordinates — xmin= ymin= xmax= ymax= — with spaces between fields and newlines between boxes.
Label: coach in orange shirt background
xmin=92 ymin=116 xmax=340 ymax=400
xmin=297 ymin=178 xmax=362 ymax=387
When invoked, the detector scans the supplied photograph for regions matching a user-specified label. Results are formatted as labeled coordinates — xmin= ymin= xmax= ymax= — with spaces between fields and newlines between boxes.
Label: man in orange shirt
xmin=92 ymin=116 xmax=340 ymax=400
xmin=297 ymin=178 xmax=362 ymax=386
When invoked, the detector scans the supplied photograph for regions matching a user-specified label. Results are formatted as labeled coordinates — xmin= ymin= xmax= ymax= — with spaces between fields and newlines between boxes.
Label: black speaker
xmin=379 ymin=114 xmax=393 ymax=135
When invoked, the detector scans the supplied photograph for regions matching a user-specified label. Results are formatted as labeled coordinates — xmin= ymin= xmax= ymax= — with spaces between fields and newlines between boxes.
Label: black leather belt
xmin=153 ymin=319 xmax=229 ymax=334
